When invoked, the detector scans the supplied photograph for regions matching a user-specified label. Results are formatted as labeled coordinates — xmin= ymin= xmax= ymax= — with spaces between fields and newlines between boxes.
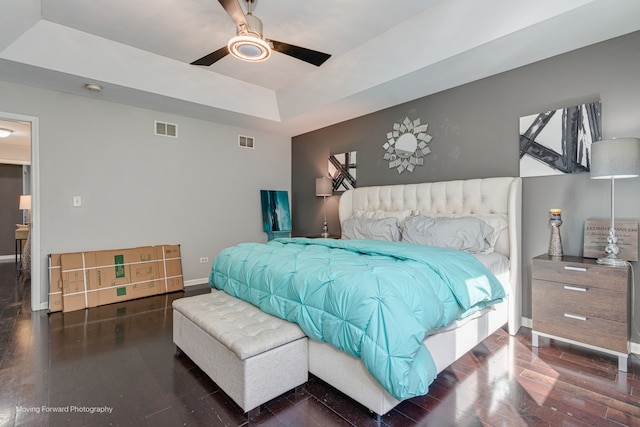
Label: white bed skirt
xmin=308 ymin=292 xmax=510 ymax=416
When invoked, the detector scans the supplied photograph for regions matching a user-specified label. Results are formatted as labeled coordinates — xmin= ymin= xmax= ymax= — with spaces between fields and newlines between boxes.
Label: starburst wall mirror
xmin=383 ymin=116 xmax=433 ymax=173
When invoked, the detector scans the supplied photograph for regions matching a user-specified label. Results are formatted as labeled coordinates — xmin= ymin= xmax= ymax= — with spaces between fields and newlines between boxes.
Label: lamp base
xmin=596 ymin=255 xmax=628 ymax=267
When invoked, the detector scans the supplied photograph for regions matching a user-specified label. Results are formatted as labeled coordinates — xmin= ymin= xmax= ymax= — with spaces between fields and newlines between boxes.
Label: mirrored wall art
xmin=383 ymin=116 xmax=433 ymax=173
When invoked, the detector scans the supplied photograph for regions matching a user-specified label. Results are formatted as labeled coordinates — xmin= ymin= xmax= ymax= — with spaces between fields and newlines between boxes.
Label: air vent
xmin=239 ymin=135 xmax=254 ymax=149
xmin=155 ymin=121 xmax=178 ymax=138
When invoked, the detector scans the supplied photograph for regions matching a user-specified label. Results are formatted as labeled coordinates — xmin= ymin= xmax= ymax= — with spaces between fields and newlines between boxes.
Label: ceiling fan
xmin=191 ymin=0 xmax=331 ymax=67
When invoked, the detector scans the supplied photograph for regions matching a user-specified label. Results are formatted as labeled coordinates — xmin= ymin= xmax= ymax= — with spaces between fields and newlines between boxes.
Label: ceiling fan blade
xmin=218 ymin=0 xmax=249 ymax=30
xmin=191 ymin=46 xmax=229 ymax=66
xmin=268 ymin=40 xmax=331 ymax=67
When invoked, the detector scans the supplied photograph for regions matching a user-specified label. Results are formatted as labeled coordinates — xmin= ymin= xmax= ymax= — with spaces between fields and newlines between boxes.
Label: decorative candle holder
xmin=548 ymin=208 xmax=563 ymax=258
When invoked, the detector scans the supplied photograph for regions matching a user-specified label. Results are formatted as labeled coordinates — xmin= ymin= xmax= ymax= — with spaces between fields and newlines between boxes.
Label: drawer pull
xmin=563 ymin=285 xmax=587 ymax=292
xmin=564 ymin=313 xmax=587 ymax=321
xmin=564 ymin=266 xmax=587 ymax=272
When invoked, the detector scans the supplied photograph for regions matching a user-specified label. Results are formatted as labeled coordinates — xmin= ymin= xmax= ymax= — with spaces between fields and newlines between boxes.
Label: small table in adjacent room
xmin=531 ymin=254 xmax=631 ymax=371
xmin=15 ymin=225 xmax=29 ymax=275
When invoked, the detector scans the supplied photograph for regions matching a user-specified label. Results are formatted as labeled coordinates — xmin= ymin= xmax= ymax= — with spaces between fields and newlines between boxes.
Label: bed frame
xmin=308 ymin=177 xmax=522 ymax=416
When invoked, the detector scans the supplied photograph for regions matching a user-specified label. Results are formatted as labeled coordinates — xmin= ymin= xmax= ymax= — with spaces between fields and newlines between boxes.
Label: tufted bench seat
xmin=172 ymin=290 xmax=308 ymax=416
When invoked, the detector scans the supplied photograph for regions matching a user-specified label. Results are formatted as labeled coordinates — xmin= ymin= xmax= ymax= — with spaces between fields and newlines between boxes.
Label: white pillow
xmin=413 ymin=213 xmax=508 ymax=253
xmin=341 ymin=217 xmax=402 ymax=241
xmin=353 ymin=209 xmax=412 ymax=225
xmin=402 ymin=215 xmax=495 ymax=253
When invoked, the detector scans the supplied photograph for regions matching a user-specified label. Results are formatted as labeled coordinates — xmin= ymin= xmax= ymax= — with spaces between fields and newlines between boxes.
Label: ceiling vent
xmin=239 ymin=135 xmax=254 ymax=149
xmin=155 ymin=121 xmax=178 ymax=138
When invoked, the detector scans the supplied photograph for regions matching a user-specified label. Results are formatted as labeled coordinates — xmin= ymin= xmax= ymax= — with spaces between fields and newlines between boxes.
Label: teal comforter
xmin=209 ymin=238 xmax=505 ymax=401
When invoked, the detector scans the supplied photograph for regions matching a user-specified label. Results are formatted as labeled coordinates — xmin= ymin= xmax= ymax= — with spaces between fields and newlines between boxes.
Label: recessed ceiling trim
xmin=1 ymin=1 xmax=639 ymax=137
xmin=0 ymin=20 xmax=281 ymax=121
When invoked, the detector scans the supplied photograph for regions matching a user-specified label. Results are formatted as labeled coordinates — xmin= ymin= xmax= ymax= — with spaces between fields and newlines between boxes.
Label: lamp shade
xmin=19 ymin=195 xmax=31 ymax=210
xmin=590 ymin=138 xmax=640 ymax=179
xmin=315 ymin=177 xmax=333 ymax=196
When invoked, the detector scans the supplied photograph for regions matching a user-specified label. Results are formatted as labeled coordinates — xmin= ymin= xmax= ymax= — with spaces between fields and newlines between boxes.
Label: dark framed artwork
xmin=328 ymin=151 xmax=356 ymax=193
xmin=260 ymin=190 xmax=291 ymax=240
xmin=519 ymin=101 xmax=601 ymax=177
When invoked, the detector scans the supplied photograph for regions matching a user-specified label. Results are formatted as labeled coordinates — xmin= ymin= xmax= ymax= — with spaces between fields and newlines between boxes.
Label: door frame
xmin=1 ymin=111 xmax=41 ymax=311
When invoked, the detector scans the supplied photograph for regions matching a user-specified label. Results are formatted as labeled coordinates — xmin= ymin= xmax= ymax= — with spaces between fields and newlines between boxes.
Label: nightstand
xmin=531 ymin=254 xmax=631 ymax=371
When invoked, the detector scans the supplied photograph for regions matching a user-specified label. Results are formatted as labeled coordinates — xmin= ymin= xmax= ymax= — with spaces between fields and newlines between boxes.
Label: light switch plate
xmin=72 ymin=196 xmax=82 ymax=207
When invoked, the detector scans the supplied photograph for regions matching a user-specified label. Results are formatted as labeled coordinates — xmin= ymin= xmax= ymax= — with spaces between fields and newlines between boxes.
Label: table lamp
xmin=590 ymin=138 xmax=640 ymax=266
xmin=19 ymin=195 xmax=32 ymax=224
xmin=315 ymin=177 xmax=333 ymax=238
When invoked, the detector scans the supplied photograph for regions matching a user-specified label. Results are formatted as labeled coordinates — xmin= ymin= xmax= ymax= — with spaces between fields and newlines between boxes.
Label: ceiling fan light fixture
xmin=228 ymin=35 xmax=271 ymax=62
xmin=0 ymin=127 xmax=14 ymax=138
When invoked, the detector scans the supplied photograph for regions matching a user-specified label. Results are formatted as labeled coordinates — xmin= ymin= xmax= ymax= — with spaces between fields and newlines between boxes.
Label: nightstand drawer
xmin=532 ymin=257 xmax=628 ymax=291
xmin=532 ymin=279 xmax=627 ymax=323
xmin=532 ymin=304 xmax=628 ymax=352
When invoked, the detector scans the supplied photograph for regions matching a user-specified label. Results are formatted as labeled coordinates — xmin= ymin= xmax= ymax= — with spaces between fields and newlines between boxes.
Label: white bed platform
xmin=309 ymin=177 xmax=522 ymax=416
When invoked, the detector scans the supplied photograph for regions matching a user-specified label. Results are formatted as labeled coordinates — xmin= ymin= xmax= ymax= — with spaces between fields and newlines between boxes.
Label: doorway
xmin=0 ymin=111 xmax=40 ymax=311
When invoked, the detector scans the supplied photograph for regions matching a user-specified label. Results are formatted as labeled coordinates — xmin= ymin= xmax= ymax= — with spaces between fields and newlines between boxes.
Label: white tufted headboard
xmin=339 ymin=177 xmax=522 ymax=334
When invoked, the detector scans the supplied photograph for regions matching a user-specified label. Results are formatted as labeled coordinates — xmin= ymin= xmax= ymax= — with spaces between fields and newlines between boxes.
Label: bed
xmin=209 ymin=176 xmax=522 ymax=416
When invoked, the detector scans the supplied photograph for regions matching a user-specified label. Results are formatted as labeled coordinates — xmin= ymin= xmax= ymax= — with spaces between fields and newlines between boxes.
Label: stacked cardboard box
xmin=48 ymin=245 xmax=183 ymax=313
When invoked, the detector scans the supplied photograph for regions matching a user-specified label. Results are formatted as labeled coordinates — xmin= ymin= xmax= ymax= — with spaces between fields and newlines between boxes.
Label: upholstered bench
xmin=172 ymin=290 xmax=308 ymax=416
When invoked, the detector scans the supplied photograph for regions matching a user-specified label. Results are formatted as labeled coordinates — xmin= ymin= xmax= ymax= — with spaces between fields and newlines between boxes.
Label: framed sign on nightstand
xmin=583 ymin=218 xmax=638 ymax=261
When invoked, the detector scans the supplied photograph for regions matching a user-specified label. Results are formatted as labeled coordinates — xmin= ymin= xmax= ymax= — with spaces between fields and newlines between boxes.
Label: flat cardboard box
xmin=51 ymin=244 xmax=183 ymax=313
xmin=48 ymin=253 xmax=64 ymax=313
xmin=157 ymin=245 xmax=184 ymax=293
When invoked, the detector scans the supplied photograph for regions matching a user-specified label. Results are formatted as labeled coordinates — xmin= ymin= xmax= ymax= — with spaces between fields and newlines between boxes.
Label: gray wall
xmin=0 ymin=81 xmax=291 ymax=309
xmin=0 ymin=163 xmax=23 ymax=255
xmin=292 ymin=31 xmax=640 ymax=344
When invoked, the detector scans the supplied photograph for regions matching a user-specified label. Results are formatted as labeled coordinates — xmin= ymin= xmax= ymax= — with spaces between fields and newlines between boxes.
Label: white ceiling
xmin=1 ymin=0 xmax=640 ymax=137
xmin=0 ymin=119 xmax=31 ymax=165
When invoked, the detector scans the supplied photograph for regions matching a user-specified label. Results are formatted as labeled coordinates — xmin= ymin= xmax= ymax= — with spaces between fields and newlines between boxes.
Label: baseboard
xmin=184 ymin=278 xmax=208 ymax=287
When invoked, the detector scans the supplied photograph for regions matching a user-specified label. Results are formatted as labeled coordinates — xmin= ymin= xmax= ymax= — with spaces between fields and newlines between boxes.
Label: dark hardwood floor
xmin=0 ymin=260 xmax=639 ymax=426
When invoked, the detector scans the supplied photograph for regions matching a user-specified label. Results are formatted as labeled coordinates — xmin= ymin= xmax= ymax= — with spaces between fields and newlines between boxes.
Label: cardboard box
xmin=157 ymin=245 xmax=184 ymax=294
xmin=50 ymin=244 xmax=183 ymax=313
xmin=48 ymin=253 xmax=64 ymax=313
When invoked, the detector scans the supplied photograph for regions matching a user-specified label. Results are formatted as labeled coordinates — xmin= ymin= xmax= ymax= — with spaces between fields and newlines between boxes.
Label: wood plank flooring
xmin=0 ymin=260 xmax=638 ymax=426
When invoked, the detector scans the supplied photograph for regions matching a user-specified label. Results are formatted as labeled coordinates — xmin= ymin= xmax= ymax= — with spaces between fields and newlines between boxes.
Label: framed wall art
xmin=329 ymin=151 xmax=356 ymax=193
xmin=519 ymin=101 xmax=601 ymax=177
xmin=260 ymin=190 xmax=291 ymax=240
